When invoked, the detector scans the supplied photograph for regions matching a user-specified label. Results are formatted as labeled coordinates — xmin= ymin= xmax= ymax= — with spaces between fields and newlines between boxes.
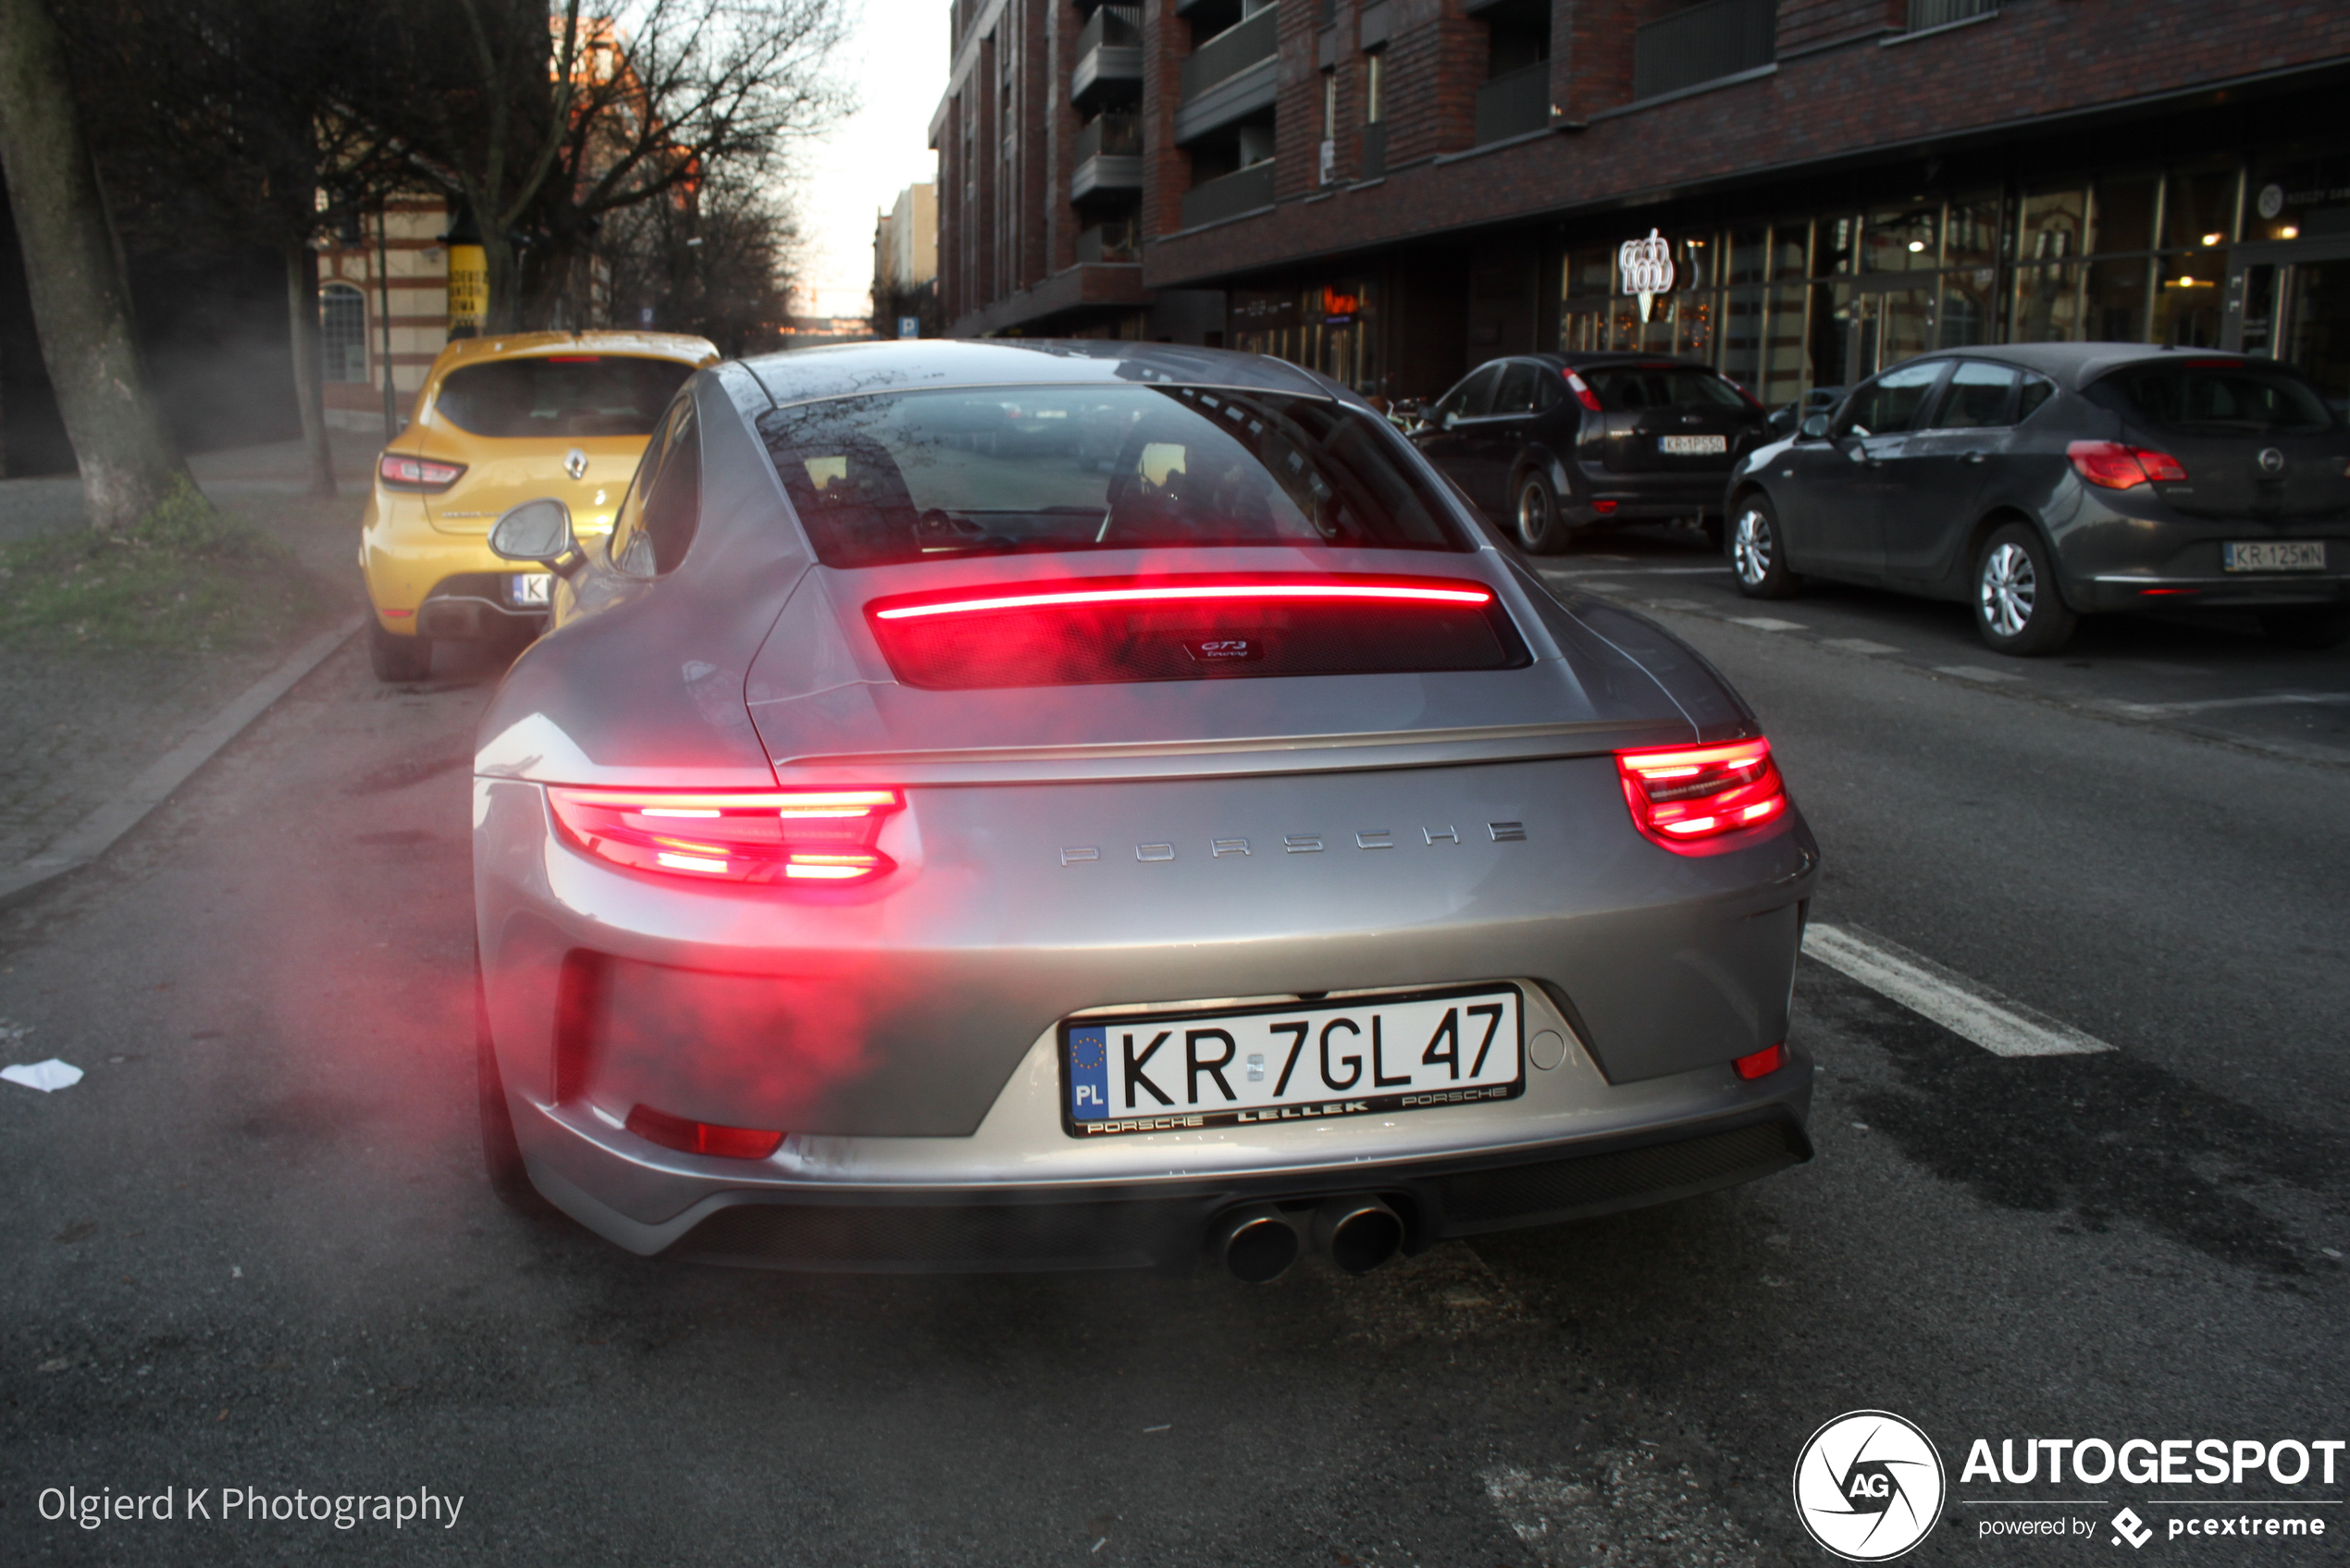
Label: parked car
xmin=1766 ymin=386 xmax=1845 ymax=439
xmin=471 ymin=340 xmax=1819 ymax=1278
xmin=1724 ymin=345 xmax=2350 ymax=655
xmin=1411 ymin=353 xmax=1769 ymax=554
xmin=359 ymin=329 xmax=719 ymax=682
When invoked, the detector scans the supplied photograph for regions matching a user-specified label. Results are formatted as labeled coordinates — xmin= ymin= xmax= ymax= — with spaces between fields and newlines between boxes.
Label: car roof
xmin=1891 ymin=341 xmax=2257 ymax=390
xmin=428 ymin=329 xmax=721 ymax=374
xmin=737 ymin=339 xmax=1347 ymax=409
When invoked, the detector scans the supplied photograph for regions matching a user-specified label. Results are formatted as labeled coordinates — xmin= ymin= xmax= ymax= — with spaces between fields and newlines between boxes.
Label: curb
xmin=0 ymin=616 xmax=363 ymax=910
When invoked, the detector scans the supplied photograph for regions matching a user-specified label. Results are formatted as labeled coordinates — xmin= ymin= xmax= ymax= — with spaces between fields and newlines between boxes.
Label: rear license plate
xmin=2222 ymin=541 xmax=2326 ymax=573
xmin=1659 ymin=434 xmax=1726 ymax=456
xmin=508 ymin=573 xmax=552 ymax=606
xmin=1061 ymin=984 xmax=1523 ymax=1137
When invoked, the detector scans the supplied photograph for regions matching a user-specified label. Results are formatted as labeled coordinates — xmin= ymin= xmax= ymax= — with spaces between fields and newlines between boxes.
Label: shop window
xmin=1938 ymin=273 xmax=1996 ymax=350
xmin=1943 ymin=192 xmax=2000 ymax=272
xmin=319 ymin=283 xmax=367 ymax=382
xmin=2160 ymin=161 xmax=2241 ymax=252
xmin=1863 ymin=201 xmax=1937 ymax=272
xmin=1720 ymin=289 xmax=1765 ymax=392
xmin=1563 ymin=246 xmax=1611 ymax=301
xmin=2015 ymin=189 xmax=2085 ymax=263
xmin=1817 ymin=216 xmax=1858 ymax=277
xmin=1725 ymin=228 xmax=1766 ymax=288
xmin=1761 ymin=283 xmax=1810 ymax=403
xmin=2084 ymin=258 xmax=2150 ymax=341
xmin=2089 ymin=173 xmax=2158 ymax=253
xmin=2153 ymin=253 xmax=2225 ymax=348
xmin=1768 ymin=222 xmax=1810 ymax=282
xmin=2012 ymin=263 xmax=2081 ymax=342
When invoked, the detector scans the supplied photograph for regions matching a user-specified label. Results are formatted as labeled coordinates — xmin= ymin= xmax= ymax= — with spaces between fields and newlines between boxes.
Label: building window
xmin=319 ymin=283 xmax=367 ymax=382
xmin=1364 ymin=49 xmax=1384 ymax=124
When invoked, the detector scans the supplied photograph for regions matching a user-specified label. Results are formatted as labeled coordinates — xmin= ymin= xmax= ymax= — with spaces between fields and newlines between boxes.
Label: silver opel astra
xmin=472 ymin=340 xmax=1819 ymax=1279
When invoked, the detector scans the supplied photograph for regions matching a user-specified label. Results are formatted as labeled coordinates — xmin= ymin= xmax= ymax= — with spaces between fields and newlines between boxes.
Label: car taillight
xmin=1615 ymin=736 xmax=1787 ymax=851
xmin=2066 ymin=439 xmax=2187 ymax=489
xmin=1561 ymin=368 xmax=1604 ymax=414
xmin=625 ymin=1105 xmax=783 ymax=1159
xmin=544 ymin=787 xmax=903 ymax=884
xmin=378 ymin=452 xmax=466 ymax=492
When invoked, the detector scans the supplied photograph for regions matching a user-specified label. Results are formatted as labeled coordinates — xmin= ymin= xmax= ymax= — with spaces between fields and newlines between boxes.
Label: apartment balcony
xmin=1360 ymin=121 xmax=1387 ymax=180
xmin=1075 ymin=222 xmax=1138 ymax=265
xmin=1070 ymin=114 xmax=1144 ymax=201
xmin=1071 ymin=5 xmax=1142 ymax=104
xmin=1179 ymin=158 xmax=1275 ymax=229
xmin=1908 ymin=0 xmax=1993 ymax=27
xmin=1174 ymin=5 xmax=1279 ymax=144
xmin=1631 ymin=0 xmax=1775 ymax=103
xmin=1473 ymin=61 xmax=1549 ymax=144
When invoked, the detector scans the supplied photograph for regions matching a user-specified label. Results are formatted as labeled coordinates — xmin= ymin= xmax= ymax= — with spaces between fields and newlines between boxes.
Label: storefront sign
xmin=1230 ymin=290 xmax=1298 ymax=332
xmin=1321 ymin=285 xmax=1360 ymax=325
xmin=1618 ymin=228 xmax=1675 ymax=322
xmin=447 ymin=244 xmax=488 ymax=333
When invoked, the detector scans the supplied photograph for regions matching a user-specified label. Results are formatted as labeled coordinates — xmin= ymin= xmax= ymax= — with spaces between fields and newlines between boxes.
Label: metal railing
xmin=1074 ymin=113 xmax=1142 ymax=162
xmin=1908 ymin=0 xmax=1993 ymax=28
xmin=1631 ymin=0 xmax=1775 ymax=103
xmin=1474 ymin=61 xmax=1549 ymax=144
xmin=1180 ymin=159 xmax=1276 ymax=228
xmin=1077 ymin=4 xmax=1141 ymax=56
xmin=1181 ymin=5 xmax=1278 ymax=100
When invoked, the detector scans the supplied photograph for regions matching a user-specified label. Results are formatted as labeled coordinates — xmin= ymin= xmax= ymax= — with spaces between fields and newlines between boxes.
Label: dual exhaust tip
xmin=1211 ymin=1197 xmax=1405 ymax=1284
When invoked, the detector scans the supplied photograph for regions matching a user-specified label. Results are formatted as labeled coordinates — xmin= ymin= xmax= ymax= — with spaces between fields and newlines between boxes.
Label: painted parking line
xmin=1820 ymin=637 xmax=1901 ymax=656
xmin=2111 ymin=691 xmax=2350 ymax=717
xmin=1730 ymin=616 xmax=1808 ymax=632
xmin=1933 ymin=664 xmax=2020 ymax=683
xmin=1802 ymin=922 xmax=2114 ymax=1057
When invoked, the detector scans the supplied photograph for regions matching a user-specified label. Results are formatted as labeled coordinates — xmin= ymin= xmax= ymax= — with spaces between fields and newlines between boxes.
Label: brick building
xmin=931 ymin=0 xmax=2350 ymax=410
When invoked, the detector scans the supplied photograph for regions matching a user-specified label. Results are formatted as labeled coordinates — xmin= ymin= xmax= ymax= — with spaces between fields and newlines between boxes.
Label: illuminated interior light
xmin=2282 ymin=226 xmax=2299 ymax=238
xmin=2200 ymin=232 xmax=2222 ymax=247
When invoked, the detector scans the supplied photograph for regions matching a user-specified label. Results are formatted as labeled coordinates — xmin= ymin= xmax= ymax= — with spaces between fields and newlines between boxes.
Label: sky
xmin=791 ymin=0 xmax=952 ymax=320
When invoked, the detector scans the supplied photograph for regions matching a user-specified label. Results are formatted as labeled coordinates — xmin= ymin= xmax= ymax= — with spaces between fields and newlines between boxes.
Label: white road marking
xmin=1933 ymin=664 xmax=2020 ymax=682
xmin=1730 ymin=616 xmax=1807 ymax=632
xmin=1821 ymin=637 xmax=1900 ymax=655
xmin=1803 ymin=923 xmax=2114 ymax=1057
xmin=2111 ymin=691 xmax=2350 ymax=717
xmin=1570 ymin=580 xmax=1625 ymax=591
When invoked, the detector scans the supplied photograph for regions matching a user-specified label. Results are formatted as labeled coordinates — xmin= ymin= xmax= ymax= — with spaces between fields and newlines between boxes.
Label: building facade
xmin=932 ymin=0 xmax=2350 ymax=411
xmin=315 ymin=195 xmax=458 ymax=433
xmin=874 ymin=182 xmax=943 ymax=337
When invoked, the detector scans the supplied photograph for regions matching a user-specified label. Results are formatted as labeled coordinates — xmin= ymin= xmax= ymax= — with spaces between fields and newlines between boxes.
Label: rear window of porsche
xmin=433 ymin=354 xmax=696 ymax=438
xmin=753 ymin=386 xmax=1469 ymax=569
xmin=2100 ymin=362 xmax=2336 ymax=434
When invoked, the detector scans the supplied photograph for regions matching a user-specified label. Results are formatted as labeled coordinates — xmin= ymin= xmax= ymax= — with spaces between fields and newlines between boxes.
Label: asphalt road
xmin=3 ymin=563 xmax=2345 ymax=1566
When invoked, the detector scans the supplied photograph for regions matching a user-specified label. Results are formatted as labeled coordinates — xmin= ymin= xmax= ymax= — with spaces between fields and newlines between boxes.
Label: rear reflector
xmin=1616 ymin=736 xmax=1788 ymax=852
xmin=1732 ymin=1042 xmax=1787 ymax=1080
xmin=625 ymin=1105 xmax=784 ymax=1159
xmin=865 ymin=574 xmax=1525 ymax=691
xmin=2066 ymin=439 xmax=2187 ymax=489
xmin=546 ymin=787 xmax=902 ymax=885
xmin=378 ymin=452 xmax=466 ymax=492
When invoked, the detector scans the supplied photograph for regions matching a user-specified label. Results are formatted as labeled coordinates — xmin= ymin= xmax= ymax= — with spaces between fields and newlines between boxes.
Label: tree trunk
xmin=0 ymin=0 xmax=192 ymax=532
xmin=285 ymin=243 xmax=335 ymax=497
xmin=482 ymin=223 xmax=520 ymax=334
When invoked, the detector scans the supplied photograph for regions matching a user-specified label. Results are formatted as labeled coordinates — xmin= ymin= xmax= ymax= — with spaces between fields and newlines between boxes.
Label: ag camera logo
xmin=1793 ymin=1411 xmax=1946 ymax=1562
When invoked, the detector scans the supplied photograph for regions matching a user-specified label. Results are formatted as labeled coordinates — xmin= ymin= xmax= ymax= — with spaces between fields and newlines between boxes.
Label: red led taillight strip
xmin=545 ymin=788 xmax=903 ymax=885
xmin=1615 ymin=737 xmax=1787 ymax=852
xmin=869 ymin=578 xmax=1495 ymax=622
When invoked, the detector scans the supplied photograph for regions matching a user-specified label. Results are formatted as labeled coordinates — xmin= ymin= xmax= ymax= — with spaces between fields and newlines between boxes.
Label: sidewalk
xmin=0 ymin=433 xmax=378 ymax=872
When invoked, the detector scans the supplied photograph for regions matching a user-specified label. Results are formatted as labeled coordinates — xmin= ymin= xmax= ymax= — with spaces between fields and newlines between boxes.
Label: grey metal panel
xmin=1178 ymin=158 xmax=1278 ymax=227
xmin=1173 ymin=57 xmax=1279 ymax=144
xmin=1070 ymin=154 xmax=1144 ymax=202
xmin=1070 ymin=43 xmax=1141 ymax=101
xmin=1358 ymin=0 xmax=1390 ymax=47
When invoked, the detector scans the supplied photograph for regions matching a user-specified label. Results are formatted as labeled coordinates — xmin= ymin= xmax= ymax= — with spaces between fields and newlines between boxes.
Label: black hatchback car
xmin=1725 ymin=344 xmax=2350 ymax=655
xmin=1412 ymin=353 xmax=1767 ymax=554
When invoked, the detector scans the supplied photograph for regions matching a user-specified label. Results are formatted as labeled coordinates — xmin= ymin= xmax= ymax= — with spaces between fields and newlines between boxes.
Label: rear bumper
xmin=1569 ymin=464 xmax=1731 ymax=523
xmin=2072 ymin=571 xmax=2350 ymax=613
xmin=517 ymin=1078 xmax=1814 ymax=1272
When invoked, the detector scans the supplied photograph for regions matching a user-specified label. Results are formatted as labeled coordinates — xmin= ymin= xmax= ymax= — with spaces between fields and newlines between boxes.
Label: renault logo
xmin=2257 ymin=447 xmax=2286 ymax=475
xmin=564 ymin=448 xmax=588 ymax=480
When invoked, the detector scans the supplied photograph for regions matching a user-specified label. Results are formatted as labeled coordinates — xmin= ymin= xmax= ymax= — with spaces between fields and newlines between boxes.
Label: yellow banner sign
xmin=447 ymin=244 xmax=487 ymax=331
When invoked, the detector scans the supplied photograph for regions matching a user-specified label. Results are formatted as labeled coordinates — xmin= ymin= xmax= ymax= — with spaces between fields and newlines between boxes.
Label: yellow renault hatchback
xmin=359 ymin=330 xmax=719 ymax=680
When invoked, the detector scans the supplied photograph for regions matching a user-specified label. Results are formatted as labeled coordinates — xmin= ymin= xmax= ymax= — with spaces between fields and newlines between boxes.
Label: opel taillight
xmin=1562 ymin=368 xmax=1604 ymax=414
xmin=378 ymin=452 xmax=467 ymax=492
xmin=545 ymin=787 xmax=903 ymax=884
xmin=2066 ymin=439 xmax=2187 ymax=489
xmin=1616 ymin=737 xmax=1787 ymax=851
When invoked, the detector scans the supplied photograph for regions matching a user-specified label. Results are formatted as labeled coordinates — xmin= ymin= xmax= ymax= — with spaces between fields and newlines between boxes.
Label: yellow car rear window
xmin=436 ymin=355 xmax=693 ymax=438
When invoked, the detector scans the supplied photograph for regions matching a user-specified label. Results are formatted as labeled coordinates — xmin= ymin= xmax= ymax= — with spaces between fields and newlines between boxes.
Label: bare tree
xmin=598 ymin=166 xmax=802 ymax=353
xmin=0 ymin=0 xmax=193 ymax=531
xmin=353 ymin=0 xmax=851 ymax=332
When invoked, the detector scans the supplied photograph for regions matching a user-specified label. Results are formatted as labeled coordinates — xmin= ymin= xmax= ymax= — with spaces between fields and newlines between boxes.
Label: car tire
xmin=476 ymin=963 xmax=552 ymax=1215
xmin=2258 ymin=606 xmax=2350 ymax=650
xmin=368 ymin=620 xmax=434 ymax=683
xmin=1510 ymin=469 xmax=1566 ymax=555
xmin=1973 ymin=523 xmax=2077 ymax=657
xmin=1729 ymin=497 xmax=1800 ymax=599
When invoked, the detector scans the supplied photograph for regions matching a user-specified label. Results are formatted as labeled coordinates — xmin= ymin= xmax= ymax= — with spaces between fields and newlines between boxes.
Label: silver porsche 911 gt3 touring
xmin=471 ymin=340 xmax=1819 ymax=1279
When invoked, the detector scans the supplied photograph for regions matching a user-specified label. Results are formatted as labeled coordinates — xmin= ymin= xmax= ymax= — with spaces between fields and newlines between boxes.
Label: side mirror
xmin=1441 ymin=410 xmax=1462 ymax=431
xmin=1798 ymin=413 xmax=1832 ymax=441
xmin=489 ymin=499 xmax=578 ymax=569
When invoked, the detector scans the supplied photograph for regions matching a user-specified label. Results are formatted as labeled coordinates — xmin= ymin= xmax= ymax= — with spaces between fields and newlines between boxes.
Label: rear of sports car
xmin=473 ymin=354 xmax=1819 ymax=1277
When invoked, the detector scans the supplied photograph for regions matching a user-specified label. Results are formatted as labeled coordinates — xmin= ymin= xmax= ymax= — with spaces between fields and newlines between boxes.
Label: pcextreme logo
xmin=1793 ymin=1410 xmax=1948 ymax=1562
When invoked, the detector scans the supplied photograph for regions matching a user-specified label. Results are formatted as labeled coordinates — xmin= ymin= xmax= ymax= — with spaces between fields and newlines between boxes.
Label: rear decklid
xmin=1582 ymin=362 xmax=1761 ymax=475
xmin=2090 ymin=357 xmax=2350 ymax=520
